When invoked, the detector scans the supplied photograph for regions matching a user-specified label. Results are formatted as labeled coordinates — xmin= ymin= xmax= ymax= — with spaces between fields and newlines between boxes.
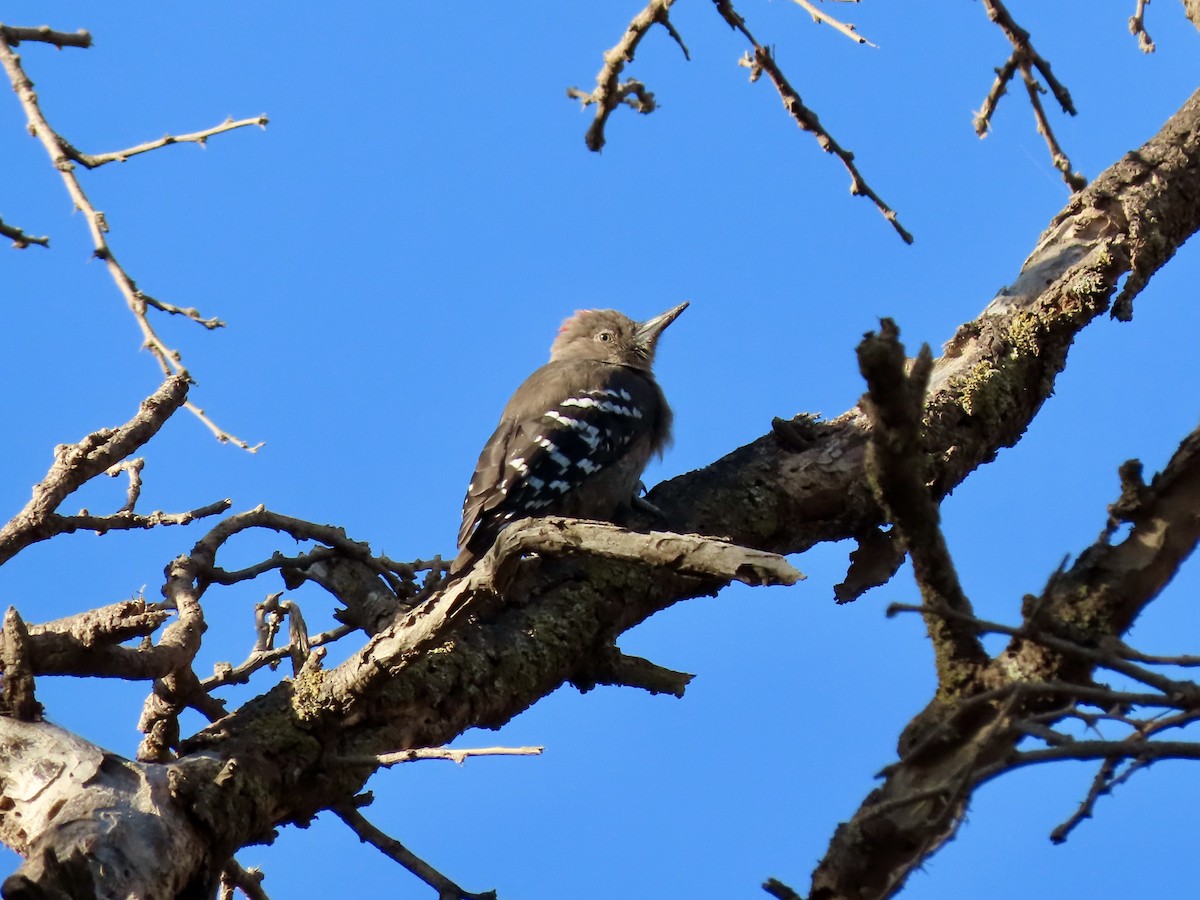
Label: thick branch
xmin=857 ymin=322 xmax=989 ymax=692
xmin=0 ymin=719 xmax=213 ymax=899
xmin=648 ymin=88 xmax=1200 ymax=561
xmin=807 ymin=420 xmax=1200 ymax=898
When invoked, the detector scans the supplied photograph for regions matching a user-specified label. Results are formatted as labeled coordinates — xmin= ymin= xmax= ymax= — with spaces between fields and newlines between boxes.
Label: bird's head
xmin=549 ymin=302 xmax=688 ymax=371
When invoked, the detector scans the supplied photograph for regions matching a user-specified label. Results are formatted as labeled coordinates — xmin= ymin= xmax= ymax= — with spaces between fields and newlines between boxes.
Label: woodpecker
xmin=452 ymin=302 xmax=687 ymax=574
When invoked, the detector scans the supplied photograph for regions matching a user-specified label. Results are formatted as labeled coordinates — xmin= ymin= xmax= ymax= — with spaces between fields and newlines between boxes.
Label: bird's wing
xmin=457 ymin=417 xmax=518 ymax=551
xmin=456 ymin=363 xmax=654 ymax=553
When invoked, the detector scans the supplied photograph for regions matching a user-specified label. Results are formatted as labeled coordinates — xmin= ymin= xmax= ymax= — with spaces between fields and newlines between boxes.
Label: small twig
xmin=718 ymin=0 xmax=912 ymax=243
xmin=0 ymin=31 xmax=265 ymax=449
xmin=0 ymin=25 xmax=91 ymax=49
xmin=339 ymin=746 xmax=544 ymax=768
xmin=979 ymin=0 xmax=1075 ymax=115
xmin=250 ymin=592 xmax=309 ymax=675
xmin=183 ymin=400 xmax=264 ymax=452
xmin=334 ymin=805 xmax=498 ymax=900
xmin=973 ymin=52 xmax=1020 ymax=136
xmin=1129 ymin=0 xmax=1156 ymax=53
xmin=106 ymin=458 xmax=145 ymax=513
xmin=219 ymin=857 xmax=270 ymax=900
xmin=788 ymin=0 xmax=876 ymax=46
xmin=43 ymin=499 xmax=233 ymax=539
xmin=974 ymin=0 xmax=1082 ymax=188
xmin=566 ymin=0 xmax=687 ymax=151
xmin=886 ymin=601 xmax=1197 ymax=700
xmin=572 ymin=646 xmax=695 ymax=697
xmin=762 ymin=878 xmax=803 ymax=900
xmin=1050 ymin=756 xmax=1129 ymax=844
xmin=71 ymin=115 xmax=269 ymax=168
xmin=204 ymin=624 xmax=354 ymax=691
xmin=0 ymin=215 xmax=49 ymax=248
xmin=139 ymin=291 xmax=225 ymax=329
xmin=857 ymin=320 xmax=987 ymax=689
xmin=1108 ymin=641 xmax=1200 ymax=668
xmin=1022 ymin=68 xmax=1087 ymax=191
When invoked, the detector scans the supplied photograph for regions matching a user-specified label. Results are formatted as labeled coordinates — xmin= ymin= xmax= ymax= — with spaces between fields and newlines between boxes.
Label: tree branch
xmin=0 ymin=29 xmax=263 ymax=449
xmin=0 ymin=215 xmax=48 ymax=248
xmin=716 ymin=0 xmax=912 ymax=243
xmin=0 ymin=25 xmax=91 ymax=49
xmin=71 ymin=114 xmax=269 ymax=168
xmin=566 ymin=0 xmax=687 ymax=152
xmin=0 ymin=373 xmax=191 ymax=566
xmin=857 ymin=321 xmax=989 ymax=693
xmin=334 ymin=804 xmax=497 ymax=900
xmin=806 ymin=419 xmax=1200 ymax=898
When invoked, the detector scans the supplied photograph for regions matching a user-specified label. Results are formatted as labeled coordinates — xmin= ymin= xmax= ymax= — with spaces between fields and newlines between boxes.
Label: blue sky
xmin=1 ymin=3 xmax=1198 ymax=897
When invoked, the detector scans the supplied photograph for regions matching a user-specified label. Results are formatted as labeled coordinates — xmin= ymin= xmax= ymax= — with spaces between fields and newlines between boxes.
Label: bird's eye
xmin=596 ymin=331 xmax=615 ymax=343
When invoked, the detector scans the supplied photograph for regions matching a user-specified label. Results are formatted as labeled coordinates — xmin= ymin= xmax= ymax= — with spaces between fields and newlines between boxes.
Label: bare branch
xmin=973 ymin=0 xmax=1081 ymax=185
xmin=1050 ymin=756 xmax=1135 ymax=844
xmin=762 ymin=878 xmax=803 ymax=900
xmin=204 ymin=624 xmax=354 ymax=692
xmin=45 ymin=499 xmax=232 ymax=539
xmin=808 ymin=420 xmax=1200 ymax=896
xmin=0 ymin=25 xmax=91 ymax=49
xmin=788 ymin=0 xmax=877 ymax=46
xmin=572 ymin=646 xmax=695 ymax=698
xmin=0 ymin=597 xmax=175 ymax=681
xmin=140 ymin=291 xmax=226 ymax=329
xmin=566 ymin=0 xmax=687 ymax=151
xmin=0 ymin=214 xmax=48 ymax=248
xmin=0 ymin=373 xmax=191 ymax=565
xmin=857 ymin=320 xmax=988 ymax=689
xmin=0 ymin=30 xmax=264 ymax=449
xmin=219 ymin=858 xmax=270 ymax=900
xmin=341 ymin=746 xmax=544 ymax=768
xmin=979 ymin=0 xmax=1075 ymax=115
xmin=1129 ymin=0 xmax=1156 ymax=52
xmin=106 ymin=457 xmax=144 ymax=513
xmin=1022 ymin=68 xmax=1087 ymax=191
xmin=72 ymin=115 xmax=269 ymax=168
xmin=717 ymin=0 xmax=912 ymax=243
xmin=973 ymin=52 xmax=1020 ymax=136
xmin=334 ymin=804 xmax=498 ymax=900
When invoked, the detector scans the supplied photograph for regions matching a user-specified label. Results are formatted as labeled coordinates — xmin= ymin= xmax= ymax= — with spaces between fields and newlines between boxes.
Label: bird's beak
xmin=637 ymin=301 xmax=689 ymax=346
